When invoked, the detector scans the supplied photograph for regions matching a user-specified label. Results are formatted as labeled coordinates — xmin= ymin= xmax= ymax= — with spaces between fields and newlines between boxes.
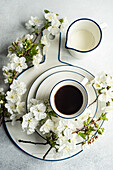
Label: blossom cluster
xmin=91 ymin=72 xmax=113 ymax=113
xmin=22 ymin=97 xmax=92 ymax=155
xmin=25 ymin=10 xmax=68 ymax=55
xmin=25 ymin=10 xmax=68 ymax=36
xmin=21 ymin=73 xmax=113 ymax=155
xmin=2 ymin=10 xmax=68 ymax=84
xmin=44 ymin=10 xmax=68 ymax=35
xmin=22 ymin=99 xmax=47 ymax=134
xmin=5 ymin=79 xmax=26 ymax=124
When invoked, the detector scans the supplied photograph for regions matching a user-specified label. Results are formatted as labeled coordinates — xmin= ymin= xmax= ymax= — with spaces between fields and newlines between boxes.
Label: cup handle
xmin=81 ymin=77 xmax=88 ymax=86
xmin=100 ymin=22 xmax=107 ymax=30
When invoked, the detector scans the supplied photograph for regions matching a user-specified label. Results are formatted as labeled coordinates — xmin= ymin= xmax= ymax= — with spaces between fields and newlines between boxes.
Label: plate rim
xmin=4 ymin=31 xmax=104 ymax=161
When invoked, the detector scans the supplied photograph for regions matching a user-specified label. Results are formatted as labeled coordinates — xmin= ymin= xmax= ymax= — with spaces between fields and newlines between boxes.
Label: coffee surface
xmin=54 ymin=85 xmax=83 ymax=115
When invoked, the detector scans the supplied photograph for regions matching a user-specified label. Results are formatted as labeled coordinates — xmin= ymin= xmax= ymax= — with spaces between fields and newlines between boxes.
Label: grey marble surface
xmin=0 ymin=0 xmax=113 ymax=170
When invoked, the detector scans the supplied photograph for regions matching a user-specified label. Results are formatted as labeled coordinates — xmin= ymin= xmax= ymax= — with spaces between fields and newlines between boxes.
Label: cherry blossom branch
xmin=18 ymin=138 xmax=53 ymax=159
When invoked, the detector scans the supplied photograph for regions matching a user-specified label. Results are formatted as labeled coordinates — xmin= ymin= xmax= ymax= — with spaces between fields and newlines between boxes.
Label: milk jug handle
xmin=100 ymin=23 xmax=107 ymax=30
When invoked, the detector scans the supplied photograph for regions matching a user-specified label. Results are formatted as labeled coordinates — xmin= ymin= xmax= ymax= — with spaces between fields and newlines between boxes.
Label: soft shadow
xmin=0 ymin=44 xmax=9 ymax=56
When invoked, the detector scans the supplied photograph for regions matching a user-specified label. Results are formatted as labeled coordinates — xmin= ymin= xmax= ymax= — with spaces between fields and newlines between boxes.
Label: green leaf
xmin=82 ymin=141 xmax=86 ymax=145
xmin=78 ymin=132 xmax=86 ymax=140
xmin=68 ymin=139 xmax=71 ymax=143
xmin=83 ymin=120 xmax=88 ymax=126
xmin=98 ymin=89 xmax=102 ymax=94
xmin=39 ymin=118 xmax=46 ymax=125
xmin=88 ymin=126 xmax=96 ymax=132
xmin=100 ymin=113 xmax=108 ymax=121
xmin=59 ymin=18 xmax=64 ymax=24
xmin=28 ymin=45 xmax=39 ymax=57
xmin=97 ymin=129 xmax=102 ymax=135
xmin=95 ymin=123 xmax=99 ymax=128
xmin=101 ymin=128 xmax=104 ymax=132
xmin=17 ymin=51 xmax=23 ymax=57
xmin=34 ymin=28 xmax=39 ymax=35
xmin=44 ymin=22 xmax=51 ymax=29
xmin=46 ymin=111 xmax=58 ymax=119
xmin=107 ymin=86 xmax=111 ymax=90
xmin=8 ymin=47 xmax=15 ymax=52
xmin=0 ymin=108 xmax=3 ymax=115
xmin=44 ymin=10 xmax=50 ymax=14
xmin=87 ymin=116 xmax=92 ymax=124
xmin=106 ymin=101 xmax=110 ymax=106
xmin=46 ymin=131 xmax=58 ymax=149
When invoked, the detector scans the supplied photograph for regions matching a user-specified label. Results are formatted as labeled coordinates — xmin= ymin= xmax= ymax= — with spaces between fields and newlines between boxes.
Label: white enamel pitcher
xmin=65 ymin=18 xmax=107 ymax=59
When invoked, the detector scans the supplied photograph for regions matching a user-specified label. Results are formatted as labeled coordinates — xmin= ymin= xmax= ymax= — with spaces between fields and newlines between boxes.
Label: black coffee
xmin=54 ymin=85 xmax=83 ymax=115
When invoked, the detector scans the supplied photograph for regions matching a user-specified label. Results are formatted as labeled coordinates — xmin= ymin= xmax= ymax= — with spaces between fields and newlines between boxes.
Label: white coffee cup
xmin=65 ymin=18 xmax=107 ymax=58
xmin=49 ymin=78 xmax=88 ymax=119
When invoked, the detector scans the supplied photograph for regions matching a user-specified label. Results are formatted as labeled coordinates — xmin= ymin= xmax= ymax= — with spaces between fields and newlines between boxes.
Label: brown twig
xmin=33 ymin=27 xmax=45 ymax=43
xmin=12 ymin=72 xmax=18 ymax=83
xmin=43 ymin=145 xmax=52 ymax=159
xmin=87 ymin=95 xmax=99 ymax=108
xmin=18 ymin=139 xmax=48 ymax=145
xmin=72 ymin=125 xmax=86 ymax=134
xmin=5 ymin=117 xmax=22 ymax=123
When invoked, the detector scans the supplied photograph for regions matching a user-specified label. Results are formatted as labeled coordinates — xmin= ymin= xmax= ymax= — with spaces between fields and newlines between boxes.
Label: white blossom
xmin=4 ymin=55 xmax=27 ymax=73
xmin=16 ymin=34 xmax=33 ymax=48
xmin=56 ymin=119 xmax=78 ymax=134
xmin=40 ymin=119 xmax=54 ymax=134
xmin=30 ymin=98 xmax=40 ymax=105
xmin=45 ymin=12 xmax=61 ymax=35
xmin=10 ymin=114 xmax=17 ymax=126
xmin=25 ymin=16 xmax=43 ymax=30
xmin=24 ymin=34 xmax=33 ymax=41
xmin=41 ymin=35 xmax=48 ymax=46
xmin=22 ymin=112 xmax=38 ymax=135
xmin=10 ymin=80 xmax=26 ymax=95
xmin=13 ymin=56 xmax=27 ymax=73
xmin=47 ymin=26 xmax=60 ymax=35
xmin=30 ymin=103 xmax=46 ymax=121
xmin=7 ymin=53 xmax=18 ymax=62
xmin=45 ymin=12 xmax=60 ymax=27
xmin=5 ymin=80 xmax=27 ymax=122
xmin=41 ymin=35 xmax=50 ymax=55
xmin=91 ymin=72 xmax=108 ymax=89
xmin=32 ymin=53 xmax=43 ymax=67
xmin=0 ymin=88 xmax=4 ymax=95
xmin=56 ymin=131 xmax=77 ymax=155
xmin=28 ymin=98 xmax=41 ymax=109
xmin=3 ymin=63 xmax=15 ymax=72
xmin=105 ymin=74 xmax=113 ymax=87
xmin=5 ymin=101 xmax=16 ymax=114
xmin=6 ymin=90 xmax=19 ymax=103
xmin=16 ymin=102 xmax=25 ymax=114
xmin=99 ymin=89 xmax=109 ymax=102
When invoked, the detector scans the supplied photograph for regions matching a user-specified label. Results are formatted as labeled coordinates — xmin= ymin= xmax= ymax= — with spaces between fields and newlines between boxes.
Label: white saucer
xmin=27 ymin=65 xmax=95 ymax=111
xmin=35 ymin=70 xmax=98 ymax=120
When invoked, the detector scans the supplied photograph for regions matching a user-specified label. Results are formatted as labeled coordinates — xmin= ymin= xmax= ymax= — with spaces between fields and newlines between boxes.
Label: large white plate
xmin=4 ymin=33 xmax=104 ymax=161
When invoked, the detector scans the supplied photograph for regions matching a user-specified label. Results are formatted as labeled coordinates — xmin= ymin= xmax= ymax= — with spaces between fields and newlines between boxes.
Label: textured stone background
xmin=0 ymin=0 xmax=113 ymax=170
